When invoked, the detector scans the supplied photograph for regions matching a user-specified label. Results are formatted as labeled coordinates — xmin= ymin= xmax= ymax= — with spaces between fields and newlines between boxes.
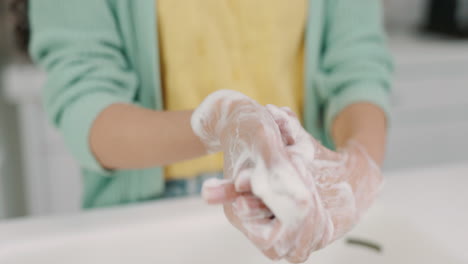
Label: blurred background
xmin=0 ymin=0 xmax=467 ymax=220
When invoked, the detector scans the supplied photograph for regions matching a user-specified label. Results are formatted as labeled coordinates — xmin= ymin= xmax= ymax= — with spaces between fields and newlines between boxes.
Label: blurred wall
xmin=383 ymin=0 xmax=428 ymax=32
xmin=0 ymin=0 xmax=27 ymax=218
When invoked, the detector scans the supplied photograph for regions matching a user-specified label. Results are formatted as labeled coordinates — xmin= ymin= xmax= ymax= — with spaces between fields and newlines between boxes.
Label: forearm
xmin=331 ymin=103 xmax=387 ymax=166
xmin=90 ymin=103 xmax=207 ymax=170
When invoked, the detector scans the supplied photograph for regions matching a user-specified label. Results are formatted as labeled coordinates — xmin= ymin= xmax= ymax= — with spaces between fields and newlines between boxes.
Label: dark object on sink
xmin=424 ymin=0 xmax=468 ymax=38
xmin=346 ymin=237 xmax=382 ymax=253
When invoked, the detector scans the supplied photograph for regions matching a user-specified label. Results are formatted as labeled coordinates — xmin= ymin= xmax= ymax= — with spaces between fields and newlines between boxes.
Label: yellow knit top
xmin=158 ymin=0 xmax=307 ymax=179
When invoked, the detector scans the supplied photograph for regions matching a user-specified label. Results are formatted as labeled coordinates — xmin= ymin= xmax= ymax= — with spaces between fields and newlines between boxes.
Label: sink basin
xmin=0 ymin=164 xmax=466 ymax=264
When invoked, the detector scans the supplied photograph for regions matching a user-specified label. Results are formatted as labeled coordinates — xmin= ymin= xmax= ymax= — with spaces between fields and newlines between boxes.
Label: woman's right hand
xmin=204 ymin=105 xmax=384 ymax=263
xmin=196 ymin=97 xmax=383 ymax=263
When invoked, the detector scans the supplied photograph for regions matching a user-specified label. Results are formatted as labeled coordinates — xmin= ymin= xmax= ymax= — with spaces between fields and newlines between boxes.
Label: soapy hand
xmin=264 ymin=105 xmax=384 ymax=259
xmin=193 ymin=91 xmax=383 ymax=263
xmin=192 ymin=90 xmax=316 ymax=258
xmin=233 ymin=105 xmax=383 ymax=262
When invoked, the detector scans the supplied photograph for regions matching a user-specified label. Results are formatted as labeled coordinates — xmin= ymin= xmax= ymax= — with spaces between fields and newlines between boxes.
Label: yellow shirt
xmin=158 ymin=0 xmax=307 ymax=179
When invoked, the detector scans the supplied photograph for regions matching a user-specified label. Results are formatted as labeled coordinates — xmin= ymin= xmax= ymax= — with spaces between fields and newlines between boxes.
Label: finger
xmin=227 ymin=203 xmax=288 ymax=256
xmin=232 ymin=196 xmax=272 ymax=220
xmin=224 ymin=203 xmax=275 ymax=244
xmin=233 ymin=195 xmax=268 ymax=211
xmin=268 ymin=205 xmax=311 ymax=261
xmin=280 ymin=106 xmax=298 ymax=118
xmin=271 ymin=227 xmax=299 ymax=260
xmin=236 ymin=207 xmax=274 ymax=220
xmin=266 ymin=104 xmax=296 ymax=145
xmin=286 ymin=205 xmax=334 ymax=262
xmin=234 ymin=168 xmax=253 ymax=193
xmin=286 ymin=254 xmax=309 ymax=264
xmin=262 ymin=247 xmax=282 ymax=261
xmin=258 ymin=218 xmax=298 ymax=260
xmin=236 ymin=205 xmax=298 ymax=260
xmin=202 ymin=178 xmax=241 ymax=204
xmin=244 ymin=218 xmax=283 ymax=253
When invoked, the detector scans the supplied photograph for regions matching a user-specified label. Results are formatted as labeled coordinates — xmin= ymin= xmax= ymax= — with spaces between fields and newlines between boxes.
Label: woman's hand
xmin=200 ymin=102 xmax=384 ymax=263
xmin=256 ymin=104 xmax=383 ymax=262
xmin=266 ymin=104 xmax=383 ymax=235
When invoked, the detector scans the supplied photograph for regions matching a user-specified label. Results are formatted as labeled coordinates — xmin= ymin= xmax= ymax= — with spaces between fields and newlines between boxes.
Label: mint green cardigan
xmin=29 ymin=0 xmax=393 ymax=208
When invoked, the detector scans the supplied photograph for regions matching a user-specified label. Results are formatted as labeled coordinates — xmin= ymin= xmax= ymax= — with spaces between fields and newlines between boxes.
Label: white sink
xmin=0 ymin=164 xmax=467 ymax=264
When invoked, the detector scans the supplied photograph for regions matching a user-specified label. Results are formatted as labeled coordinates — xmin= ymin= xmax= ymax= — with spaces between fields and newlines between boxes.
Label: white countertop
xmin=379 ymin=163 xmax=468 ymax=260
xmin=0 ymin=163 xmax=467 ymax=262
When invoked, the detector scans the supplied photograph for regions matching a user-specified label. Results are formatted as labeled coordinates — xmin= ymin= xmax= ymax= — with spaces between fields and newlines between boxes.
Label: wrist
xmin=331 ymin=103 xmax=387 ymax=166
xmin=343 ymin=138 xmax=384 ymax=167
xmin=341 ymin=140 xmax=381 ymax=175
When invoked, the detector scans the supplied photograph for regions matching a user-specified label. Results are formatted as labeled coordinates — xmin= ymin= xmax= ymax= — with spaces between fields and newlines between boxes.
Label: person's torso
xmin=158 ymin=0 xmax=308 ymax=179
xmin=81 ymin=0 xmax=328 ymax=208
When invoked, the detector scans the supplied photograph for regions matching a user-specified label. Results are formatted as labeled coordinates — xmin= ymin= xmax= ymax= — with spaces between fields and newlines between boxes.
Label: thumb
xmin=265 ymin=104 xmax=300 ymax=146
xmin=202 ymin=178 xmax=242 ymax=204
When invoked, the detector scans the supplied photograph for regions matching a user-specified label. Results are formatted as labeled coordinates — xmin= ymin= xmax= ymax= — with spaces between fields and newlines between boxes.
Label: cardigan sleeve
xmin=320 ymin=0 xmax=394 ymax=148
xmin=29 ymin=0 xmax=138 ymax=173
